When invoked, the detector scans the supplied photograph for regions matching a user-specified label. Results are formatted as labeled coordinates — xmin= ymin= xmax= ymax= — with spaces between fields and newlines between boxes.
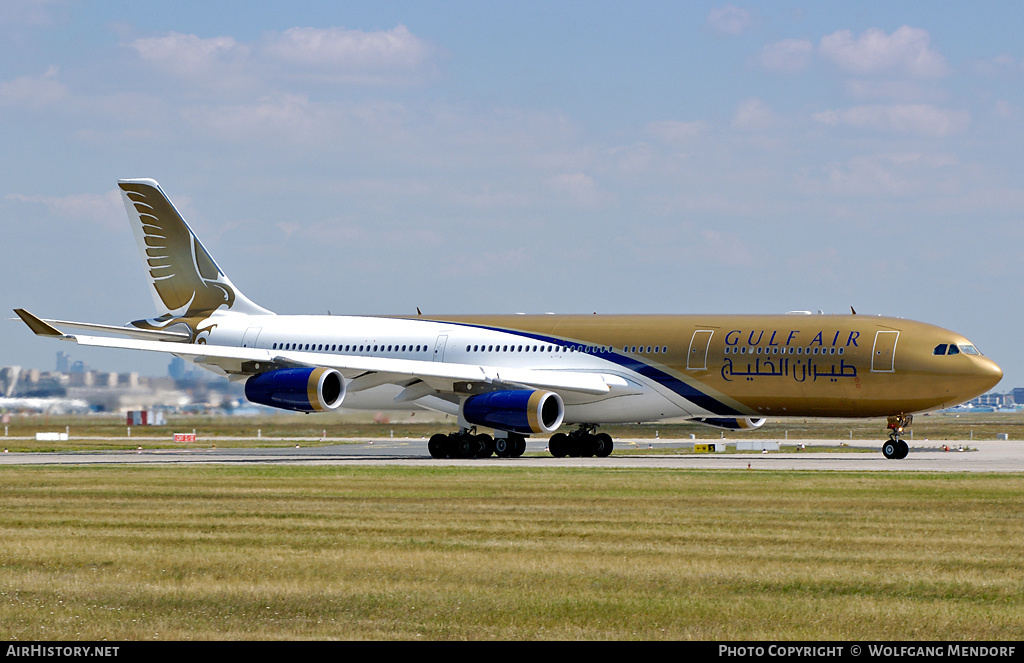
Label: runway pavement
xmin=1 ymin=437 xmax=1022 ymax=471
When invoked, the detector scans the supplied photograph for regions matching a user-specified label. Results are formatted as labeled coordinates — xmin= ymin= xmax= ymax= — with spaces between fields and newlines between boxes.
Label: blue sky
xmin=2 ymin=1 xmax=1023 ymax=392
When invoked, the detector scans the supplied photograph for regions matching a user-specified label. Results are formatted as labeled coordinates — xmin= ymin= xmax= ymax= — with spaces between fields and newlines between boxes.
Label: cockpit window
xmin=934 ymin=342 xmax=982 ymax=356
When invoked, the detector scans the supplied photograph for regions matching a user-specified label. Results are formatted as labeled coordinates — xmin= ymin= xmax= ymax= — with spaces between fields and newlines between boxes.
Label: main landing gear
xmin=548 ymin=424 xmax=613 ymax=458
xmin=883 ymin=414 xmax=911 ymax=460
xmin=427 ymin=424 xmax=615 ymax=459
xmin=428 ymin=428 xmax=527 ymax=459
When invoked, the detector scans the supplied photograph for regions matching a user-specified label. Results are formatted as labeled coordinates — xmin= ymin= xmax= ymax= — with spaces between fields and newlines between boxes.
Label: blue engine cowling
xmin=688 ymin=417 xmax=766 ymax=430
xmin=462 ymin=389 xmax=564 ymax=435
xmin=244 ymin=367 xmax=346 ymax=413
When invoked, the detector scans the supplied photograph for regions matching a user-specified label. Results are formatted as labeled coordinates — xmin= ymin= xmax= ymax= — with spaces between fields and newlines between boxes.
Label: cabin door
xmin=433 ymin=334 xmax=449 ymax=362
xmin=241 ymin=327 xmax=262 ymax=348
xmin=687 ymin=330 xmax=714 ymax=370
xmin=871 ymin=330 xmax=899 ymax=372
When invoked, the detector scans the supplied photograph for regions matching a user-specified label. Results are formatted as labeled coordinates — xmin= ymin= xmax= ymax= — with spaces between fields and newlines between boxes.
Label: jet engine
xmin=244 ymin=367 xmax=346 ymax=413
xmin=688 ymin=416 xmax=766 ymax=431
xmin=462 ymin=389 xmax=564 ymax=435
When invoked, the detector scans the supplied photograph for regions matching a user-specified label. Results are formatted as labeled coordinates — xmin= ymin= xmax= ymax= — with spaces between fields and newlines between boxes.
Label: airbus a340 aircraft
xmin=16 ymin=179 xmax=1002 ymax=459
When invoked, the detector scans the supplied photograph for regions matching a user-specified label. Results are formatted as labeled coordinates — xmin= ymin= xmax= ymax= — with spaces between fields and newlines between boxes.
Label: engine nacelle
xmin=244 ymin=367 xmax=346 ymax=413
xmin=688 ymin=416 xmax=766 ymax=431
xmin=462 ymin=389 xmax=564 ymax=435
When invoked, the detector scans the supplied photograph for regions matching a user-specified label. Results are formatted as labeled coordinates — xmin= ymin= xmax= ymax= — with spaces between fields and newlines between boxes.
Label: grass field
xmin=0 ymin=465 xmax=1021 ymax=640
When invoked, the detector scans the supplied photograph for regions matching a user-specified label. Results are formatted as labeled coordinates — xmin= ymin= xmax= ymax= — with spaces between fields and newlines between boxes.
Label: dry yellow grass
xmin=0 ymin=466 xmax=1021 ymax=640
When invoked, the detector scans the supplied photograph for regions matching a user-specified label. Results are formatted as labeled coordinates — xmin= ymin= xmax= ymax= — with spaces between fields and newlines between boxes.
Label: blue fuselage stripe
xmin=422 ymin=320 xmax=741 ymax=416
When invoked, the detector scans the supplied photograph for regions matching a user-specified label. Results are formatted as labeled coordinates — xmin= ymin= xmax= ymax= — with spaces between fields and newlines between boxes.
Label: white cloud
xmin=6 ymin=188 xmax=123 ymax=230
xmin=993 ymin=100 xmax=1016 ymax=121
xmin=732 ymin=97 xmax=775 ymax=131
xmin=0 ymin=0 xmax=67 ymax=28
xmin=819 ymin=26 xmax=949 ymax=78
xmin=842 ymin=79 xmax=936 ymax=102
xmin=131 ymin=32 xmax=247 ymax=76
xmin=799 ymin=152 xmax=959 ymax=199
xmin=757 ymin=39 xmax=813 ymax=72
xmin=547 ymin=172 xmax=616 ymax=209
xmin=130 ymin=25 xmax=435 ymax=87
xmin=646 ymin=120 xmax=709 ymax=145
xmin=707 ymin=5 xmax=752 ymax=36
xmin=813 ymin=104 xmax=970 ymax=137
xmin=971 ymin=53 xmax=1024 ymax=78
xmin=0 ymin=65 xmax=68 ymax=107
xmin=262 ymin=25 xmax=434 ymax=83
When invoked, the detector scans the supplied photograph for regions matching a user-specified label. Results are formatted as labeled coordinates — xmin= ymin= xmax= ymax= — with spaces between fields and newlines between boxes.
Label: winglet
xmin=13 ymin=309 xmax=66 ymax=337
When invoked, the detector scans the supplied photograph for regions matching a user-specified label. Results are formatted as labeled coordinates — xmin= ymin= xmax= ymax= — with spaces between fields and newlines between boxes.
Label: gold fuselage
xmin=417 ymin=313 xmax=1002 ymax=418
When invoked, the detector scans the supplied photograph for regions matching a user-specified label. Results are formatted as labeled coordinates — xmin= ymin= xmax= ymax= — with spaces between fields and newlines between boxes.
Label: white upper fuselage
xmin=203 ymin=311 xmax=688 ymax=423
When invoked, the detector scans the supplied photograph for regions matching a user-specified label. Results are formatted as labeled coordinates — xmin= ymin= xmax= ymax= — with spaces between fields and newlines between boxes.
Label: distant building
xmin=56 ymin=351 xmax=70 ymax=373
xmin=68 ymin=371 xmax=95 ymax=387
xmin=972 ymin=393 xmax=1004 ymax=407
xmin=168 ymin=356 xmax=187 ymax=380
xmin=119 ymin=372 xmax=140 ymax=389
xmin=0 ymin=366 xmax=20 ymax=397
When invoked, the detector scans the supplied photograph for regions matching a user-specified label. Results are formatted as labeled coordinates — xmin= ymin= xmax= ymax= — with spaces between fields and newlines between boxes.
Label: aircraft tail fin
xmin=117 ymin=179 xmax=273 ymax=318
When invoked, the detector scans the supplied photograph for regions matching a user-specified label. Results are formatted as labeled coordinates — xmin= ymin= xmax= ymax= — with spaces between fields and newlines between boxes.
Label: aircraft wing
xmin=15 ymin=309 xmax=629 ymax=397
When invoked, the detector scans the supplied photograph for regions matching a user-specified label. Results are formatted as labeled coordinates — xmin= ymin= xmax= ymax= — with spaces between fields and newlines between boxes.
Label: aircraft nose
xmin=971 ymin=356 xmax=1003 ymax=393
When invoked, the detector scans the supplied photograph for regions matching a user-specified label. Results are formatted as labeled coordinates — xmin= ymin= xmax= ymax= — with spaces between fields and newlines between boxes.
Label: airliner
xmin=15 ymin=179 xmax=1002 ymax=460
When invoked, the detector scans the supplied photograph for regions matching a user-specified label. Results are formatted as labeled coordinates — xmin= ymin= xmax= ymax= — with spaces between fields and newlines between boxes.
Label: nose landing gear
xmin=883 ymin=415 xmax=911 ymax=459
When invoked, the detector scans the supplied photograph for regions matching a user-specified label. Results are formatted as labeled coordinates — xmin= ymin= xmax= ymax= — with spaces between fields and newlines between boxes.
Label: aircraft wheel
xmin=454 ymin=434 xmax=479 ymax=459
xmin=428 ymin=433 xmax=450 ymax=459
xmin=495 ymin=436 xmax=512 ymax=458
xmin=475 ymin=434 xmax=494 ymax=458
xmin=882 ymin=440 xmax=899 ymax=459
xmin=896 ymin=440 xmax=909 ymax=459
xmin=549 ymin=433 xmax=569 ymax=458
xmin=594 ymin=433 xmax=613 ymax=458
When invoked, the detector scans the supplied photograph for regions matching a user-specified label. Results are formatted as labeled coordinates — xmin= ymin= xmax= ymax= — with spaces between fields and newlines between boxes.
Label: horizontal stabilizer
xmin=13 ymin=309 xmax=65 ymax=337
